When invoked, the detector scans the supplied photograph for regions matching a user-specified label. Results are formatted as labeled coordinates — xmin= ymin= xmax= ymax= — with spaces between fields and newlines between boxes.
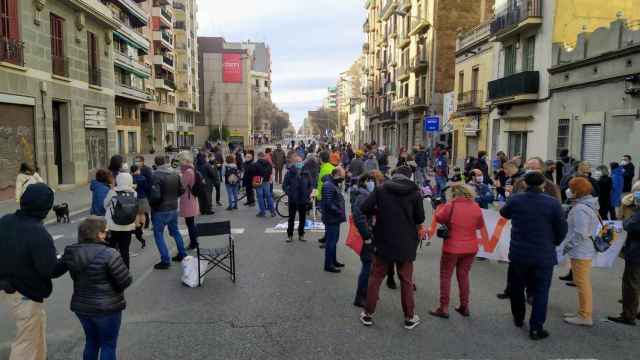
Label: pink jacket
xmin=435 ymin=197 xmax=484 ymax=254
xmin=179 ymin=165 xmax=200 ymax=218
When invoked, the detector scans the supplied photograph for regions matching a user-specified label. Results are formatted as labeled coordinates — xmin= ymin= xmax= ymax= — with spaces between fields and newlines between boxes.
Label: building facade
xmin=363 ymin=0 xmax=489 ymax=154
xmin=548 ymin=19 xmax=640 ymax=167
xmin=140 ymin=0 xmax=177 ymax=152
xmin=174 ymin=0 xmax=199 ymax=148
xmin=450 ymin=20 xmax=495 ymax=166
xmin=0 ymin=0 xmax=119 ymax=200
xmin=197 ymin=37 xmax=253 ymax=147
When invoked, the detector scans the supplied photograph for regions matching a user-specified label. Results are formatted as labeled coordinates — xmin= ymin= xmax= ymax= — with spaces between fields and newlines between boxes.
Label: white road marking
xmin=265 ymin=228 xmax=324 ymax=234
xmin=53 ymin=235 xmax=64 ymax=241
xmin=71 ymin=216 xmax=87 ymax=224
xmin=232 ymin=228 xmax=245 ymax=234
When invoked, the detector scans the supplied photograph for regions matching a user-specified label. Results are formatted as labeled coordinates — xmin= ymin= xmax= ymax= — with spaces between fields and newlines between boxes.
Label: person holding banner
xmin=562 ymin=177 xmax=600 ymax=327
xmin=499 ymin=172 xmax=568 ymax=341
xmin=429 ymin=184 xmax=485 ymax=319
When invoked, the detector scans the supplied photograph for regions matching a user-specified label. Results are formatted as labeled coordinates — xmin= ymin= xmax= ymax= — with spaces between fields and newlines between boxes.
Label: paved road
xmin=1 ymin=187 xmax=639 ymax=360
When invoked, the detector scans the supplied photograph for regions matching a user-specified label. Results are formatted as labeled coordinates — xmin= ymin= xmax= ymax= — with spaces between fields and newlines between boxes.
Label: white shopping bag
xmin=181 ymin=256 xmax=209 ymax=288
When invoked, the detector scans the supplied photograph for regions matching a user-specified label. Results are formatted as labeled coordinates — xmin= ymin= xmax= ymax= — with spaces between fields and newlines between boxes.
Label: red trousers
xmin=439 ymin=252 xmax=475 ymax=311
xmin=365 ymin=256 xmax=414 ymax=318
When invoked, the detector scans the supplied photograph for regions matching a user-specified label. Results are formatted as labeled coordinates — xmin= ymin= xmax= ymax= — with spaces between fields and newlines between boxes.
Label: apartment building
xmin=548 ymin=19 xmax=640 ymax=167
xmin=487 ymin=0 xmax=639 ymax=161
xmin=197 ymin=37 xmax=253 ymax=147
xmin=140 ymin=0 xmax=177 ymax=152
xmin=363 ymin=0 xmax=487 ymax=154
xmin=239 ymin=41 xmax=272 ymax=141
xmin=106 ymin=0 xmax=152 ymax=156
xmin=173 ymin=0 xmax=199 ymax=148
xmin=450 ymin=19 xmax=496 ymax=166
xmin=0 ymin=0 xmax=119 ymax=199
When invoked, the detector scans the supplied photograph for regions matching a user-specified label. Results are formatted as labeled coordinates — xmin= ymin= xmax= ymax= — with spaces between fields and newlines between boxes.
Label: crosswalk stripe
xmin=265 ymin=228 xmax=324 ymax=234
xmin=53 ymin=235 xmax=64 ymax=241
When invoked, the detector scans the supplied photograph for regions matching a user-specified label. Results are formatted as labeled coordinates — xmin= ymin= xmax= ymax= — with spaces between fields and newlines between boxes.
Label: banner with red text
xmin=223 ymin=53 xmax=243 ymax=83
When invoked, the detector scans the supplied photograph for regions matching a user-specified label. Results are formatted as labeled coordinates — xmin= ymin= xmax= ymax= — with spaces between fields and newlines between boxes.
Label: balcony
xmin=178 ymin=100 xmax=190 ymax=109
xmin=153 ymin=7 xmax=173 ymax=28
xmin=362 ymin=42 xmax=369 ymax=53
xmin=457 ymin=21 xmax=491 ymax=53
xmin=116 ymin=83 xmax=153 ymax=102
xmin=114 ymin=0 xmax=148 ymax=25
xmin=490 ymin=0 xmax=542 ymax=41
xmin=410 ymin=96 xmax=426 ymax=109
xmin=456 ymin=90 xmax=484 ymax=112
xmin=397 ymin=65 xmax=410 ymax=81
xmin=385 ymin=82 xmax=396 ymax=94
xmin=114 ymin=25 xmax=150 ymax=53
xmin=376 ymin=34 xmax=388 ymax=47
xmin=380 ymin=0 xmax=398 ymax=21
xmin=398 ymin=32 xmax=411 ymax=49
xmin=88 ymin=66 xmax=101 ymax=87
xmin=487 ymin=71 xmax=539 ymax=105
xmin=392 ymin=97 xmax=410 ymax=111
xmin=114 ymin=51 xmax=152 ymax=77
xmin=363 ymin=19 xmax=370 ymax=33
xmin=155 ymin=76 xmax=176 ymax=91
xmin=409 ymin=16 xmax=431 ymax=36
xmin=153 ymin=30 xmax=173 ymax=50
xmin=153 ymin=54 xmax=174 ymax=70
xmin=51 ymin=55 xmax=69 ymax=77
xmin=410 ymin=55 xmax=428 ymax=72
xmin=0 ymin=38 xmax=24 ymax=66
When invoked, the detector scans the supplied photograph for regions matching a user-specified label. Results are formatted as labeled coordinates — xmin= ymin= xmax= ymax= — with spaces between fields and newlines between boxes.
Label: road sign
xmin=424 ymin=116 xmax=440 ymax=132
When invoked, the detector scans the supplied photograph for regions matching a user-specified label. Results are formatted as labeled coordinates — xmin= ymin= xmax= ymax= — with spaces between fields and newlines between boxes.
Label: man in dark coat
xmin=242 ymin=153 xmax=257 ymax=206
xmin=320 ymin=167 xmax=347 ymax=273
xmin=0 ymin=183 xmax=57 ymax=360
xmin=499 ymin=172 xmax=568 ymax=341
xmin=272 ymin=144 xmax=287 ymax=184
xmin=622 ymin=155 xmax=636 ymax=193
xmin=283 ymin=156 xmax=313 ymax=242
xmin=360 ymin=166 xmax=425 ymax=330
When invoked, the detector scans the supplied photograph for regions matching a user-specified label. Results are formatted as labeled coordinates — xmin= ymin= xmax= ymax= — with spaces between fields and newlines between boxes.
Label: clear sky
xmin=196 ymin=0 xmax=366 ymax=129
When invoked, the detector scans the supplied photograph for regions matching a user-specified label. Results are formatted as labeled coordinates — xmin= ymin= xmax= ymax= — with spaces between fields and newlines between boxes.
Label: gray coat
xmin=564 ymin=196 xmax=599 ymax=260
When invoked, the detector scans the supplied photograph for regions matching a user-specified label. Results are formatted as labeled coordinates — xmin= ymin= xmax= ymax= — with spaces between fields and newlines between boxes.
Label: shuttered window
xmin=50 ymin=14 xmax=66 ymax=76
xmin=0 ymin=0 xmax=22 ymax=65
xmin=504 ymin=45 xmax=516 ymax=76
xmin=581 ymin=124 xmax=603 ymax=166
xmin=87 ymin=31 xmax=100 ymax=86
xmin=523 ymin=36 xmax=536 ymax=71
xmin=556 ymin=118 xmax=570 ymax=158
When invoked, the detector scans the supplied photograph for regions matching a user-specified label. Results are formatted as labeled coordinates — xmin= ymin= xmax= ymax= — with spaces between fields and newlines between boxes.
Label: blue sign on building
xmin=424 ymin=116 xmax=440 ymax=132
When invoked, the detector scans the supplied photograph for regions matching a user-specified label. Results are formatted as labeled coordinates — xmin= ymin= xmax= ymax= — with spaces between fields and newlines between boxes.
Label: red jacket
xmin=435 ymin=197 xmax=484 ymax=254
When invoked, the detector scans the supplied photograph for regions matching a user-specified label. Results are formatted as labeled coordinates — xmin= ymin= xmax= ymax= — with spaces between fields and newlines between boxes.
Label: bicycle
xmin=275 ymin=193 xmax=322 ymax=220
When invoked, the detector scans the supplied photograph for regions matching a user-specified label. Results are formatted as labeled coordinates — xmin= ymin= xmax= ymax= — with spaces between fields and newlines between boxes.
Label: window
xmin=508 ymin=132 xmax=527 ymax=159
xmin=0 ymin=0 xmax=22 ymax=65
xmin=523 ymin=36 xmax=535 ymax=71
xmin=128 ymin=132 xmax=137 ymax=154
xmin=255 ymin=79 xmax=259 ymax=87
xmin=581 ymin=125 xmax=603 ymax=166
xmin=115 ymin=105 xmax=123 ymax=118
xmin=117 ymin=130 xmax=125 ymax=155
xmin=471 ymin=67 xmax=479 ymax=91
xmin=504 ymin=44 xmax=516 ymax=76
xmin=130 ymin=108 xmax=136 ymax=121
xmin=458 ymin=71 xmax=464 ymax=95
xmin=87 ymin=32 xmax=100 ymax=86
xmin=50 ymin=14 xmax=66 ymax=76
xmin=556 ymin=118 xmax=570 ymax=158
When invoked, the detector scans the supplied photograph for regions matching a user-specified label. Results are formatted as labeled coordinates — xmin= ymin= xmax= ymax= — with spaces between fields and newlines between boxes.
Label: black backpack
xmin=110 ymin=191 xmax=139 ymax=225
xmin=190 ymin=170 xmax=206 ymax=198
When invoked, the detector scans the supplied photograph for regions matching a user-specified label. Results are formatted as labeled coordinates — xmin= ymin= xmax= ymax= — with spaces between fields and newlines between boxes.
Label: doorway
xmin=52 ymin=101 xmax=63 ymax=183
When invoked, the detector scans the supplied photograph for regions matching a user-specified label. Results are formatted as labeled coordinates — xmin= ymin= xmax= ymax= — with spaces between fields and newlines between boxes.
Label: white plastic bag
xmin=181 ymin=256 xmax=209 ymax=288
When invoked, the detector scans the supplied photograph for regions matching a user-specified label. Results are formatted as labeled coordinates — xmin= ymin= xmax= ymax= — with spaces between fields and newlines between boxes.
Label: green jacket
xmin=316 ymin=162 xmax=335 ymax=200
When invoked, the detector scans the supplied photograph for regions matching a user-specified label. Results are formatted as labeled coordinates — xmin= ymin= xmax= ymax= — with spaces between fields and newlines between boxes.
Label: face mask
xmin=475 ymin=176 xmax=484 ymax=183
xmin=295 ymin=162 xmax=303 ymax=169
xmin=621 ymin=160 xmax=629 ymax=166
xmin=366 ymin=181 xmax=375 ymax=193
xmin=593 ymin=170 xmax=602 ymax=179
xmin=566 ymin=188 xmax=575 ymax=199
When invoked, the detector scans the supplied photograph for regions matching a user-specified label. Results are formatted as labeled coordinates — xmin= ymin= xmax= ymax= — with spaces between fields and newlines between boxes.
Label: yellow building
xmin=451 ymin=21 xmax=495 ymax=166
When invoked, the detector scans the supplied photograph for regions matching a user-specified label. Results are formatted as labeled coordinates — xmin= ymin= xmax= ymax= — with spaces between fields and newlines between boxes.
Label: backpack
xmin=110 ymin=191 xmax=139 ymax=226
xmin=226 ymin=166 xmax=240 ymax=185
xmin=190 ymin=170 xmax=206 ymax=198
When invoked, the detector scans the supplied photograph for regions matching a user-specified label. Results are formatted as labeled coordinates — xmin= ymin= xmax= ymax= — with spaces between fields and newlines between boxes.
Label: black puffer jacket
xmin=361 ymin=175 xmax=425 ymax=262
xmin=53 ymin=243 xmax=132 ymax=315
xmin=149 ymin=165 xmax=184 ymax=212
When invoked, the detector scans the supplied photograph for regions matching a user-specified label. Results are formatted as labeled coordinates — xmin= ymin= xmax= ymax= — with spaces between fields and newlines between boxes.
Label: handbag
xmin=436 ymin=201 xmax=457 ymax=240
xmin=346 ymin=215 xmax=364 ymax=255
xmin=584 ymin=205 xmax=614 ymax=253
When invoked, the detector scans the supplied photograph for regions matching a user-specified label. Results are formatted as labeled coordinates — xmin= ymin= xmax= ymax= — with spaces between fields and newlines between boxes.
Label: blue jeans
xmin=151 ymin=210 xmax=187 ymax=264
xmin=256 ymin=183 xmax=274 ymax=214
xmin=225 ymin=183 xmax=239 ymax=208
xmin=76 ymin=312 xmax=122 ymax=360
xmin=357 ymin=255 xmax=373 ymax=298
xmin=324 ymin=223 xmax=340 ymax=269
xmin=435 ymin=175 xmax=448 ymax=196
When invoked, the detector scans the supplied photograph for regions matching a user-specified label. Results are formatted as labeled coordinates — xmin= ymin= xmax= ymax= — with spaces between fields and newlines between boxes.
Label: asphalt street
xmin=1 ymin=186 xmax=639 ymax=360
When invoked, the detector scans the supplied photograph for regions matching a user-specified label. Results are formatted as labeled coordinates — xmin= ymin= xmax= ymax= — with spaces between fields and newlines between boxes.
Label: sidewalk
xmin=0 ymin=184 xmax=92 ymax=222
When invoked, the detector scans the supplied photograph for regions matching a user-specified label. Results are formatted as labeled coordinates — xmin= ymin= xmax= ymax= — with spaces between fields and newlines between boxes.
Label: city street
xmin=1 ymin=186 xmax=638 ymax=360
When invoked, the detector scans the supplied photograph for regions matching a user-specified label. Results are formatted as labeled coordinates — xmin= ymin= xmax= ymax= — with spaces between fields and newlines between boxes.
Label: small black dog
xmin=53 ymin=203 xmax=70 ymax=223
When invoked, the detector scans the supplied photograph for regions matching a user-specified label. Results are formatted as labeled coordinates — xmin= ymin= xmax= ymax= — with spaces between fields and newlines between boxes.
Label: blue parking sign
xmin=424 ymin=116 xmax=439 ymax=132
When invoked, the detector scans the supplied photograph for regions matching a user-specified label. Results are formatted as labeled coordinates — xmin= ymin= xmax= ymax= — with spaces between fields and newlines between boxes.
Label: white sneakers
xmin=564 ymin=316 xmax=594 ymax=327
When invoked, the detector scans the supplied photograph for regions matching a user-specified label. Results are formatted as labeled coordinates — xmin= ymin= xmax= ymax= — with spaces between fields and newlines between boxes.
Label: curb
xmin=44 ymin=206 xmax=91 ymax=225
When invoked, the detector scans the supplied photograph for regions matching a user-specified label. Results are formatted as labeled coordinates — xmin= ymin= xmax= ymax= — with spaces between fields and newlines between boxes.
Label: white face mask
xmin=566 ymin=188 xmax=575 ymax=199
xmin=621 ymin=160 xmax=629 ymax=166
xmin=475 ymin=176 xmax=484 ymax=183
xmin=593 ymin=170 xmax=602 ymax=179
xmin=366 ymin=181 xmax=375 ymax=193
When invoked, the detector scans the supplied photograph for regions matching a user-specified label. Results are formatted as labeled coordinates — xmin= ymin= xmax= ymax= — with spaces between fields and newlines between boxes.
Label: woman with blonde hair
xmin=176 ymin=151 xmax=200 ymax=250
xmin=429 ymin=184 xmax=485 ymax=318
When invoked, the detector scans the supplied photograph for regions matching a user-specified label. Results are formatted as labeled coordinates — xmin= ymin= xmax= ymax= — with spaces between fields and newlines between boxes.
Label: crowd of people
xmin=1 ymin=138 xmax=639 ymax=359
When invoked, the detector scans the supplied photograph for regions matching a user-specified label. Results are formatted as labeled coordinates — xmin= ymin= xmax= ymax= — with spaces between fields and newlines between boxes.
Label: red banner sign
xmin=223 ymin=53 xmax=243 ymax=83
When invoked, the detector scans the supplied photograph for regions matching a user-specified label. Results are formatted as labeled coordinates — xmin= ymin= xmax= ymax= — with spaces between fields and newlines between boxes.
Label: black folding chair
xmin=195 ymin=220 xmax=236 ymax=286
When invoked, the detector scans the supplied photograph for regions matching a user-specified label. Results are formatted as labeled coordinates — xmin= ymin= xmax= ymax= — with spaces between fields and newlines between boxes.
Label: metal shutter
xmin=581 ymin=124 xmax=603 ymax=166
